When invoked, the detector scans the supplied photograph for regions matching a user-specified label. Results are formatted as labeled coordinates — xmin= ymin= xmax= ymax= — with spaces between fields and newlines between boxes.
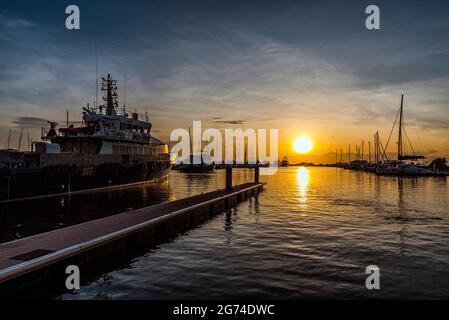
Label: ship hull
xmin=0 ymin=161 xmax=171 ymax=202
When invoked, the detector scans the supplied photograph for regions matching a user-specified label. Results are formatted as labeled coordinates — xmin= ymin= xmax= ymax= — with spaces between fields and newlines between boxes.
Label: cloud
xmin=11 ymin=116 xmax=83 ymax=128
xmin=214 ymin=120 xmax=246 ymax=125
xmin=0 ymin=11 xmax=35 ymax=29
xmin=0 ymin=1 xmax=448 ymax=156
xmin=12 ymin=117 xmax=48 ymax=127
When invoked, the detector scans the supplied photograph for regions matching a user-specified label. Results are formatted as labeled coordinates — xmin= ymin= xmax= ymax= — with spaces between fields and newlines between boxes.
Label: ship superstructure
xmin=0 ymin=74 xmax=171 ymax=201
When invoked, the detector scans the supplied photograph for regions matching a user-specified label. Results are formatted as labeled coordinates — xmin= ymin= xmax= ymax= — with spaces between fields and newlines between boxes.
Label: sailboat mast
xmin=18 ymin=128 xmax=24 ymax=151
xmin=6 ymin=129 xmax=11 ymax=149
xmin=398 ymin=94 xmax=404 ymax=161
xmin=362 ymin=140 xmax=365 ymax=161
xmin=368 ymin=141 xmax=371 ymax=163
xmin=374 ymin=133 xmax=377 ymax=163
xmin=348 ymin=144 xmax=351 ymax=163
xmin=376 ymin=131 xmax=381 ymax=162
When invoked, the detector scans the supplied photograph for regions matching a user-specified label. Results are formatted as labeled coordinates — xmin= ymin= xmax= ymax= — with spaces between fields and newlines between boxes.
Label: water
xmin=0 ymin=169 xmax=254 ymax=243
xmin=2 ymin=168 xmax=449 ymax=299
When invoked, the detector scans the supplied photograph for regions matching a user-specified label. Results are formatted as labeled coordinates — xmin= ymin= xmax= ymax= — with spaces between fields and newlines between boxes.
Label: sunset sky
xmin=1 ymin=0 xmax=448 ymax=163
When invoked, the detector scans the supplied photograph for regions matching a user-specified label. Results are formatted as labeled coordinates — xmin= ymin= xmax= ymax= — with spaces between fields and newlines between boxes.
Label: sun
xmin=293 ymin=136 xmax=313 ymax=154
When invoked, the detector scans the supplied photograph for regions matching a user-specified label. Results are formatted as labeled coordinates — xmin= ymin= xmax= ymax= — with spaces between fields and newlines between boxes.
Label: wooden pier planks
xmin=0 ymin=182 xmax=264 ymax=286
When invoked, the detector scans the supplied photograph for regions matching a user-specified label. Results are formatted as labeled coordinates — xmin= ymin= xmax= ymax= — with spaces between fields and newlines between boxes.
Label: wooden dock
xmin=0 ymin=182 xmax=264 ymax=298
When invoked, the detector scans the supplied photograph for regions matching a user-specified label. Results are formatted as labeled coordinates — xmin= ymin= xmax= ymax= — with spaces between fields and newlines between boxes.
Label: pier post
xmin=226 ymin=165 xmax=233 ymax=191
xmin=255 ymin=165 xmax=260 ymax=183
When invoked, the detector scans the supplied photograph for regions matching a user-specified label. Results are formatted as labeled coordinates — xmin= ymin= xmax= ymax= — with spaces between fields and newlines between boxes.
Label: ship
xmin=0 ymin=74 xmax=171 ymax=201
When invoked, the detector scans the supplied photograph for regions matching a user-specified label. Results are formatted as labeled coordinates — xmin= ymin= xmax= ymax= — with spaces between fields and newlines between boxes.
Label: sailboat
xmin=375 ymin=95 xmax=433 ymax=176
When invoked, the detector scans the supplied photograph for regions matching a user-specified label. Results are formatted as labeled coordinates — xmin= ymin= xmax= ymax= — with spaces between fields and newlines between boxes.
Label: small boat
xmin=349 ymin=160 xmax=368 ymax=170
xmin=396 ymin=163 xmax=433 ymax=176
xmin=177 ymin=154 xmax=215 ymax=173
xmin=375 ymin=163 xmax=396 ymax=175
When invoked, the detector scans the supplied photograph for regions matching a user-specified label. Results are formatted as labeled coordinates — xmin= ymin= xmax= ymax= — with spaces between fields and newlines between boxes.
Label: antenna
xmin=95 ymin=41 xmax=99 ymax=109
xmin=124 ymin=72 xmax=127 ymax=109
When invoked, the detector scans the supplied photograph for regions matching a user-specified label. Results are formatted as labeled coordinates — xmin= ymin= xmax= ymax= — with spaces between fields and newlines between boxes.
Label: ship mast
xmin=101 ymin=74 xmax=118 ymax=116
xmin=398 ymin=94 xmax=404 ymax=161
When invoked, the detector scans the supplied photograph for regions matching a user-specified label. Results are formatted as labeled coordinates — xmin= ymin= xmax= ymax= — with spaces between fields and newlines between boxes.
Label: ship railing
xmin=93 ymin=107 xmax=149 ymax=122
xmin=94 ymin=130 xmax=152 ymax=143
xmin=115 ymin=108 xmax=150 ymax=122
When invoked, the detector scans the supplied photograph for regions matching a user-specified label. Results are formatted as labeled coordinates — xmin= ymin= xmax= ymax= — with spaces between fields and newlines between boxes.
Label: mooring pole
xmin=226 ymin=165 xmax=233 ymax=191
xmin=255 ymin=165 xmax=260 ymax=183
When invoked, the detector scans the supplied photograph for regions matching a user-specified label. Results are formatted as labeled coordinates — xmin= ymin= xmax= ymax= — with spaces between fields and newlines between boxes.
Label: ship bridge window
xmin=112 ymin=144 xmax=153 ymax=155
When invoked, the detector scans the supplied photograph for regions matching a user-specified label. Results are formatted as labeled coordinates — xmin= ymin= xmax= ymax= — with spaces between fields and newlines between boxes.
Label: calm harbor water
xmin=2 ymin=167 xmax=449 ymax=299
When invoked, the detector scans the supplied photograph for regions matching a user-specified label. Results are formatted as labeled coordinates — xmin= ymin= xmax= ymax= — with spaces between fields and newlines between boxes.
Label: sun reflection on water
xmin=296 ymin=166 xmax=309 ymax=205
